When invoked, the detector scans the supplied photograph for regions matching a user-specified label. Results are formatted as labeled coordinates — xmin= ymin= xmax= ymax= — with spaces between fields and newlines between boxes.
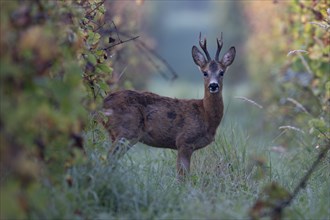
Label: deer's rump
xmin=103 ymin=90 xmax=205 ymax=149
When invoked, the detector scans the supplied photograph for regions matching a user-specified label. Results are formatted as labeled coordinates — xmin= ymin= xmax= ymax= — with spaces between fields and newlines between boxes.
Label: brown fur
xmin=102 ymin=34 xmax=236 ymax=178
xmin=104 ymin=90 xmax=223 ymax=150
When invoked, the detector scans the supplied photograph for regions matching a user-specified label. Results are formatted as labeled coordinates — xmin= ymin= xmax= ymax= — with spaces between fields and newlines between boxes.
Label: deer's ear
xmin=221 ymin=47 xmax=236 ymax=67
xmin=192 ymin=46 xmax=207 ymax=68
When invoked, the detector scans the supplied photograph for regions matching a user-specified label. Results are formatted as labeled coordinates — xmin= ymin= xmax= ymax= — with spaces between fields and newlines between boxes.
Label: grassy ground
xmin=32 ymin=93 xmax=329 ymax=219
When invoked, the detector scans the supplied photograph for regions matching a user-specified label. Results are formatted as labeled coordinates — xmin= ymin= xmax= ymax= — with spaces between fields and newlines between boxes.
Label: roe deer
xmin=102 ymin=33 xmax=236 ymax=178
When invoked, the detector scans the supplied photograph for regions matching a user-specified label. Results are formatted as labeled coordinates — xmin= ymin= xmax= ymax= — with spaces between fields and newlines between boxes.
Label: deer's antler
xmin=215 ymin=32 xmax=223 ymax=61
xmin=199 ymin=32 xmax=211 ymax=61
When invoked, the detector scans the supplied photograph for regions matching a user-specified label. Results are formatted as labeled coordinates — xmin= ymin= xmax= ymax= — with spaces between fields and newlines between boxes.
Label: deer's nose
xmin=208 ymin=83 xmax=219 ymax=93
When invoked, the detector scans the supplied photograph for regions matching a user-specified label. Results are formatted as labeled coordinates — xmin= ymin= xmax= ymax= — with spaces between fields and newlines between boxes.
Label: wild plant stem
xmin=261 ymin=142 xmax=330 ymax=218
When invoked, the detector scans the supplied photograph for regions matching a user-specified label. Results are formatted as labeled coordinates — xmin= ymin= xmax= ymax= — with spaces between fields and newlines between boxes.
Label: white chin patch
xmin=209 ymin=88 xmax=219 ymax=93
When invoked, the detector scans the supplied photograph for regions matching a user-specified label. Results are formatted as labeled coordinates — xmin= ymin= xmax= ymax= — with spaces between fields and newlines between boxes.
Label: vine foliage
xmin=0 ymin=0 xmax=122 ymax=218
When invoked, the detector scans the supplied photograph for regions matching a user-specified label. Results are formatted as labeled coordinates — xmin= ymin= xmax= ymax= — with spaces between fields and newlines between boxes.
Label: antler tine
xmin=215 ymin=32 xmax=223 ymax=61
xmin=199 ymin=32 xmax=211 ymax=61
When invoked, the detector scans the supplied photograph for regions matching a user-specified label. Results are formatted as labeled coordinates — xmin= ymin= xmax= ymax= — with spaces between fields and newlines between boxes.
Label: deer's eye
xmin=219 ymin=71 xmax=224 ymax=76
xmin=203 ymin=72 xmax=208 ymax=77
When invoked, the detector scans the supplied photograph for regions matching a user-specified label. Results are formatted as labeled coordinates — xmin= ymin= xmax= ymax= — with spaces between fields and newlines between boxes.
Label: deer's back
xmin=103 ymin=90 xmax=211 ymax=149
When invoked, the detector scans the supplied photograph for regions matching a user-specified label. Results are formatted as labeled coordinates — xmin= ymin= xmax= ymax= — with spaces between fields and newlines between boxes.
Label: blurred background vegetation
xmin=0 ymin=0 xmax=329 ymax=219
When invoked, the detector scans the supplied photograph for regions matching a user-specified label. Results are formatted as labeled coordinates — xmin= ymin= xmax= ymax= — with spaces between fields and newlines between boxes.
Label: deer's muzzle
xmin=208 ymin=83 xmax=219 ymax=93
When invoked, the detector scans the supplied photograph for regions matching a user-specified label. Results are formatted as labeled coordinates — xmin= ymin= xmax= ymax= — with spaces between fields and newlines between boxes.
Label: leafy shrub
xmin=244 ymin=1 xmax=329 ymax=146
xmin=0 ymin=0 xmax=113 ymax=218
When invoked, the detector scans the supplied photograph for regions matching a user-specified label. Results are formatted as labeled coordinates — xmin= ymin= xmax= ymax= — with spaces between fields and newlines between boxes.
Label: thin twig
xmin=85 ymin=0 xmax=105 ymax=18
xmin=270 ymin=130 xmax=287 ymax=144
xmin=234 ymin=96 xmax=263 ymax=109
xmin=111 ymin=21 xmax=122 ymax=43
xmin=93 ymin=21 xmax=107 ymax=32
xmin=309 ymin=21 xmax=330 ymax=30
xmin=297 ymin=52 xmax=313 ymax=75
xmin=116 ymin=32 xmax=178 ymax=80
xmin=286 ymin=97 xmax=310 ymax=115
xmin=101 ymin=21 xmax=139 ymax=50
xmin=260 ymin=143 xmax=330 ymax=218
xmin=138 ymin=40 xmax=177 ymax=81
xmin=278 ymin=125 xmax=305 ymax=134
xmin=290 ymin=144 xmax=329 ymax=200
xmin=315 ymin=127 xmax=330 ymax=141
xmin=103 ymin=36 xmax=140 ymax=51
xmin=100 ymin=29 xmax=178 ymax=81
xmin=136 ymin=43 xmax=170 ymax=80
xmin=287 ymin=49 xmax=313 ymax=74
xmin=287 ymin=49 xmax=308 ymax=56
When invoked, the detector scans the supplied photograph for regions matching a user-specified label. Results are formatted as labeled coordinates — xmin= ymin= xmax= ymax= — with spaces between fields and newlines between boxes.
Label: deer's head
xmin=192 ymin=33 xmax=236 ymax=94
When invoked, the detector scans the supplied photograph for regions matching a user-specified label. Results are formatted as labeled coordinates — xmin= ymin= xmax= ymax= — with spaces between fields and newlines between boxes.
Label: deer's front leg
xmin=177 ymin=147 xmax=193 ymax=180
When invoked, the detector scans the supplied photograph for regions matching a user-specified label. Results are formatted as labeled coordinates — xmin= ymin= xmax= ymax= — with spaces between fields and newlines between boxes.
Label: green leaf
xmin=87 ymin=30 xmax=101 ymax=45
xmin=96 ymin=63 xmax=113 ymax=74
xmin=309 ymin=118 xmax=327 ymax=133
xmin=98 ymin=80 xmax=109 ymax=91
xmin=86 ymin=53 xmax=97 ymax=65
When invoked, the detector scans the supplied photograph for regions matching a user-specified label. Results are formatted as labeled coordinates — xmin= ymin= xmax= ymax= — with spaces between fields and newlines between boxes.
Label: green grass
xmin=32 ymin=114 xmax=329 ymax=219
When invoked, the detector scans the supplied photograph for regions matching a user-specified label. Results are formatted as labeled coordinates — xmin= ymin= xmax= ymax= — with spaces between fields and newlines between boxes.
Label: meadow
xmin=37 ymin=89 xmax=329 ymax=219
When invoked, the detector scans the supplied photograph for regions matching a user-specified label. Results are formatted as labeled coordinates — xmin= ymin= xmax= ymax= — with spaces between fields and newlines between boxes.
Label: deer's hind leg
xmin=105 ymin=108 xmax=144 ymax=159
xmin=106 ymin=122 xmax=142 ymax=159
xmin=108 ymin=135 xmax=138 ymax=159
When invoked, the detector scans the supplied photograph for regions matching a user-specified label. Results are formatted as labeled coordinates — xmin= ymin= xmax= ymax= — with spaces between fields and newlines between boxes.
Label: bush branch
xmin=260 ymin=143 xmax=330 ymax=219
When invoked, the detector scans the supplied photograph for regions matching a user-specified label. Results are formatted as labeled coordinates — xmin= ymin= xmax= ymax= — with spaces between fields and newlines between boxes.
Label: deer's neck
xmin=203 ymin=91 xmax=224 ymax=135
